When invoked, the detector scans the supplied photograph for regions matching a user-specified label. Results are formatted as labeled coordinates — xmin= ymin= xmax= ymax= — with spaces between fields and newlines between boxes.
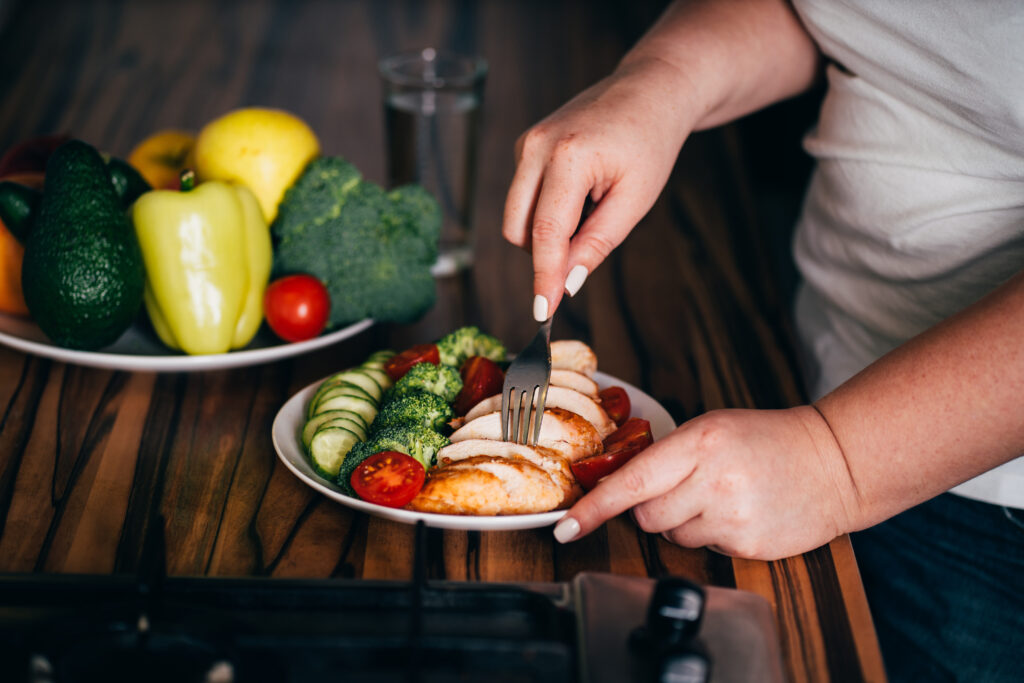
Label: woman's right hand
xmin=502 ymin=57 xmax=695 ymax=320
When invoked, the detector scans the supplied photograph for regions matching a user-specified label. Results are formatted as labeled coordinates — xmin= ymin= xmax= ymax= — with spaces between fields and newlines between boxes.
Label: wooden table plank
xmin=0 ymin=1 xmax=884 ymax=680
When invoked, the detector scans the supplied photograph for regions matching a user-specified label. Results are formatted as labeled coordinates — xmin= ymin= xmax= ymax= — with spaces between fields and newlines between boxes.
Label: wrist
xmin=792 ymin=404 xmax=866 ymax=535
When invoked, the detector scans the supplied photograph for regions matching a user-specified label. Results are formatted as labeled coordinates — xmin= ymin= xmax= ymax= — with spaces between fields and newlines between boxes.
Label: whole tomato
xmin=263 ymin=274 xmax=330 ymax=342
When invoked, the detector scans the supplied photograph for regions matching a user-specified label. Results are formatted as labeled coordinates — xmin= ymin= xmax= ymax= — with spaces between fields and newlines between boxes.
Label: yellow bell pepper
xmin=132 ymin=174 xmax=271 ymax=355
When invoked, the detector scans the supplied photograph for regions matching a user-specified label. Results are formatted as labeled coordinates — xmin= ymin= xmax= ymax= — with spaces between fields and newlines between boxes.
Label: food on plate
xmin=384 ymin=343 xmax=441 ymax=382
xmin=436 ymin=325 xmax=506 ymax=367
xmin=263 ymin=274 xmax=331 ymax=343
xmin=270 ymin=156 xmax=442 ymax=327
xmin=450 ymin=408 xmax=603 ymax=462
xmin=597 ymin=386 xmax=631 ymax=427
xmin=21 ymin=140 xmax=145 ymax=350
xmin=0 ymin=134 xmax=69 ymax=177
xmin=350 ymin=451 xmax=426 ymax=508
xmin=571 ymin=418 xmax=654 ymax=491
xmin=452 ymin=356 xmax=505 ymax=416
xmin=300 ymin=327 xmax=654 ymax=515
xmin=388 ymin=361 xmax=463 ymax=404
xmin=464 ymin=384 xmax=617 ymax=439
xmin=132 ymin=172 xmax=271 ymax=354
xmin=551 ymin=339 xmax=598 ymax=377
xmin=549 ymin=369 xmax=599 ymax=397
xmin=127 ymin=129 xmax=196 ymax=190
xmin=0 ymin=216 xmax=27 ymax=316
xmin=304 ymin=349 xmax=395 ymax=477
xmin=193 ymin=107 xmax=320 ymax=222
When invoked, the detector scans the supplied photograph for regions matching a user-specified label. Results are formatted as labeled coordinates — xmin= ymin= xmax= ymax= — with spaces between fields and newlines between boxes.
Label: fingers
xmin=502 ymin=141 xmax=544 ymax=250
xmin=562 ymin=183 xmax=645 ymax=296
xmin=661 ymin=516 xmax=720 ymax=550
xmin=631 ymin=479 xmax=705 ymax=534
xmin=554 ymin=437 xmax=697 ymax=542
xmin=529 ymin=155 xmax=590 ymax=319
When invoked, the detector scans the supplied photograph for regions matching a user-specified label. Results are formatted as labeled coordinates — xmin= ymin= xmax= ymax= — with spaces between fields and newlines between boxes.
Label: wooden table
xmin=0 ymin=1 xmax=884 ymax=680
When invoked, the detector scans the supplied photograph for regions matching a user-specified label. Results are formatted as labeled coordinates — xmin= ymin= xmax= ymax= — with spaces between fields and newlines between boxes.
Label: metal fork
xmin=501 ymin=318 xmax=552 ymax=444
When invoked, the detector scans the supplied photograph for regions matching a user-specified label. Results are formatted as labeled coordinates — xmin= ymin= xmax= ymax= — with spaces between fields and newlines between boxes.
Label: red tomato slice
xmin=598 ymin=386 xmax=631 ymax=426
xmin=384 ymin=343 xmax=441 ymax=382
xmin=571 ymin=418 xmax=654 ymax=491
xmin=263 ymin=274 xmax=331 ymax=342
xmin=350 ymin=451 xmax=426 ymax=508
xmin=453 ymin=356 xmax=505 ymax=416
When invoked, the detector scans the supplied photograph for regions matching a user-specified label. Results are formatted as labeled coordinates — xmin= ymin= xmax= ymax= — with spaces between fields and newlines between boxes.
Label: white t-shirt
xmin=789 ymin=1 xmax=1024 ymax=508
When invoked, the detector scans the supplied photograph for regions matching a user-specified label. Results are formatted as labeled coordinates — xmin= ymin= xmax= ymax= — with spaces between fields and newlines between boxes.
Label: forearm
xmin=619 ymin=0 xmax=822 ymax=132
xmin=816 ymin=270 xmax=1024 ymax=529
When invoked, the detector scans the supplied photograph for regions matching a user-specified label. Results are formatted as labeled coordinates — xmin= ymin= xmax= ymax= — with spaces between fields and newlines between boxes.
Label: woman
xmin=501 ymin=1 xmax=1024 ymax=680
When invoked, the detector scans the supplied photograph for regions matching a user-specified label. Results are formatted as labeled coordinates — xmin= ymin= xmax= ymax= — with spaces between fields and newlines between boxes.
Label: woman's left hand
xmin=554 ymin=406 xmax=864 ymax=560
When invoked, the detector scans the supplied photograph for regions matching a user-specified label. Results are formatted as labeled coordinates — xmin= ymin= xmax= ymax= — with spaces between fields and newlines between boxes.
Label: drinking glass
xmin=379 ymin=48 xmax=488 ymax=276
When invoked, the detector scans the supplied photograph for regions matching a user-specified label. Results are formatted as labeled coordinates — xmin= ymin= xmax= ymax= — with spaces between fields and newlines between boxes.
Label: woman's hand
xmin=554 ymin=406 xmax=864 ymax=560
xmin=502 ymin=58 xmax=694 ymax=320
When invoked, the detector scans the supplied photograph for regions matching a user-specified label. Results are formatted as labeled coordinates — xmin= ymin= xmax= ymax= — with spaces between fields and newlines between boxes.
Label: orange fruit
xmin=128 ymin=129 xmax=196 ymax=190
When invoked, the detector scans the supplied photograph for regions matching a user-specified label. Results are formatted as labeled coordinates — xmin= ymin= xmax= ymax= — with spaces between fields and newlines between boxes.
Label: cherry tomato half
xmin=598 ymin=386 xmax=631 ymax=426
xmin=384 ymin=343 xmax=441 ymax=382
xmin=350 ymin=451 xmax=426 ymax=508
xmin=453 ymin=356 xmax=505 ymax=416
xmin=571 ymin=417 xmax=654 ymax=491
xmin=263 ymin=274 xmax=331 ymax=342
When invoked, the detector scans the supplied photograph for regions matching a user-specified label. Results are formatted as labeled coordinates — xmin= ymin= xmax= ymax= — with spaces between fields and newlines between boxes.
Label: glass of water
xmin=379 ymin=48 xmax=488 ymax=277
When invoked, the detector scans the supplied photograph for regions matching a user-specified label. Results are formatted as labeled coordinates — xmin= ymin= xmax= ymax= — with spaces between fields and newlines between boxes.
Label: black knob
xmin=656 ymin=646 xmax=711 ymax=683
xmin=644 ymin=577 xmax=706 ymax=648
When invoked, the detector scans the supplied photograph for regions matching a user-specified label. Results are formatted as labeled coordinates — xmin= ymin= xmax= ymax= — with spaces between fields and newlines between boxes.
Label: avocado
xmin=21 ymin=140 xmax=145 ymax=350
xmin=106 ymin=156 xmax=151 ymax=205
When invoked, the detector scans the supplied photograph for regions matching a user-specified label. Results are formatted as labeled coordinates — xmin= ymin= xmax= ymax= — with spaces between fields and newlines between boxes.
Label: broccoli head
xmin=436 ymin=326 xmax=507 ymax=367
xmin=360 ymin=423 xmax=449 ymax=470
xmin=389 ymin=361 xmax=463 ymax=404
xmin=335 ymin=440 xmax=376 ymax=497
xmin=271 ymin=157 xmax=442 ymax=327
xmin=373 ymin=390 xmax=453 ymax=433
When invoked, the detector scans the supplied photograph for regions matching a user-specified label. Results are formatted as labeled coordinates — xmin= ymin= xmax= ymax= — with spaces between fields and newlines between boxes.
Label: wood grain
xmin=0 ymin=1 xmax=883 ymax=680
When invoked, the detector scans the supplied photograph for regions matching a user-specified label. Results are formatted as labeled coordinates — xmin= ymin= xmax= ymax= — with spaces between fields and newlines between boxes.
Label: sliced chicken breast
xmin=551 ymin=340 xmax=598 ymax=378
xmin=463 ymin=386 xmax=617 ymax=439
xmin=408 ymin=455 xmax=563 ymax=515
xmin=436 ymin=439 xmax=580 ymax=506
xmin=550 ymin=369 xmax=599 ymax=397
xmin=450 ymin=408 xmax=602 ymax=462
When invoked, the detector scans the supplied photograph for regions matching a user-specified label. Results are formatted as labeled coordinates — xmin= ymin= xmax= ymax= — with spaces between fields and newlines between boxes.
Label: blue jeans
xmin=851 ymin=493 xmax=1024 ymax=682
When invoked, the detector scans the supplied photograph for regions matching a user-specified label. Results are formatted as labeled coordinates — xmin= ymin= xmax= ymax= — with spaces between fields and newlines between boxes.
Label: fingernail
xmin=553 ymin=516 xmax=580 ymax=543
xmin=564 ymin=265 xmax=588 ymax=297
xmin=533 ymin=294 xmax=549 ymax=322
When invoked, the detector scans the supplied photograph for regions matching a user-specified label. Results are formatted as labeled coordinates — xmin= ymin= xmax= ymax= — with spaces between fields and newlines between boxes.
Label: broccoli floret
xmin=436 ymin=325 xmax=507 ymax=367
xmin=271 ymin=157 xmax=442 ymax=327
xmin=358 ymin=424 xmax=449 ymax=470
xmin=335 ymin=440 xmax=377 ymax=497
xmin=373 ymin=390 xmax=453 ymax=433
xmin=390 ymin=361 xmax=463 ymax=404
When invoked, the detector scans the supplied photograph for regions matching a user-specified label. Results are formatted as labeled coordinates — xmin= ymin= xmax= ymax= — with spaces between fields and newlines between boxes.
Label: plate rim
xmin=0 ymin=315 xmax=374 ymax=372
xmin=272 ymin=368 xmax=677 ymax=531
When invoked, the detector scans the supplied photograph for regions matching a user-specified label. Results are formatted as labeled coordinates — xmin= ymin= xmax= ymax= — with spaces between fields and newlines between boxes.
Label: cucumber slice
xmin=313 ymin=384 xmax=375 ymax=411
xmin=314 ymin=394 xmax=377 ymax=425
xmin=309 ymin=427 xmax=361 ymax=478
xmin=367 ymin=350 xmax=395 ymax=363
xmin=359 ymin=366 xmax=392 ymax=391
xmin=317 ymin=416 xmax=367 ymax=441
xmin=329 ymin=371 xmax=384 ymax=403
xmin=301 ymin=410 xmax=368 ymax=449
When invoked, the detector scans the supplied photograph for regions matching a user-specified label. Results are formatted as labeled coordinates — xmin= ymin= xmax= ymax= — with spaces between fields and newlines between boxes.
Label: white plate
xmin=272 ymin=370 xmax=677 ymax=531
xmin=0 ymin=313 xmax=373 ymax=372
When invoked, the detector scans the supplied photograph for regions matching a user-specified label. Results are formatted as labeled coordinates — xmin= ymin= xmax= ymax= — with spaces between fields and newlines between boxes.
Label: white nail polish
xmin=553 ymin=516 xmax=580 ymax=543
xmin=533 ymin=294 xmax=549 ymax=322
xmin=564 ymin=265 xmax=588 ymax=297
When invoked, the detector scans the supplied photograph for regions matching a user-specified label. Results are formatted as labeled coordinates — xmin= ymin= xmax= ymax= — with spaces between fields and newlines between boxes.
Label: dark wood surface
xmin=0 ymin=1 xmax=884 ymax=680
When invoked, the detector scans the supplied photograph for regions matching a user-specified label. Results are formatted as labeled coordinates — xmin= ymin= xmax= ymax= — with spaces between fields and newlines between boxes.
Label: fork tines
xmin=501 ymin=319 xmax=552 ymax=445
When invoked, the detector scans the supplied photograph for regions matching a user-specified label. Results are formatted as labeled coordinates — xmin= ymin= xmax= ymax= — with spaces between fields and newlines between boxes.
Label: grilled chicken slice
xmin=450 ymin=407 xmax=602 ymax=462
xmin=436 ymin=439 xmax=580 ymax=506
xmin=463 ymin=386 xmax=617 ymax=439
xmin=551 ymin=340 xmax=598 ymax=378
xmin=407 ymin=455 xmax=564 ymax=515
xmin=549 ymin=369 xmax=599 ymax=397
